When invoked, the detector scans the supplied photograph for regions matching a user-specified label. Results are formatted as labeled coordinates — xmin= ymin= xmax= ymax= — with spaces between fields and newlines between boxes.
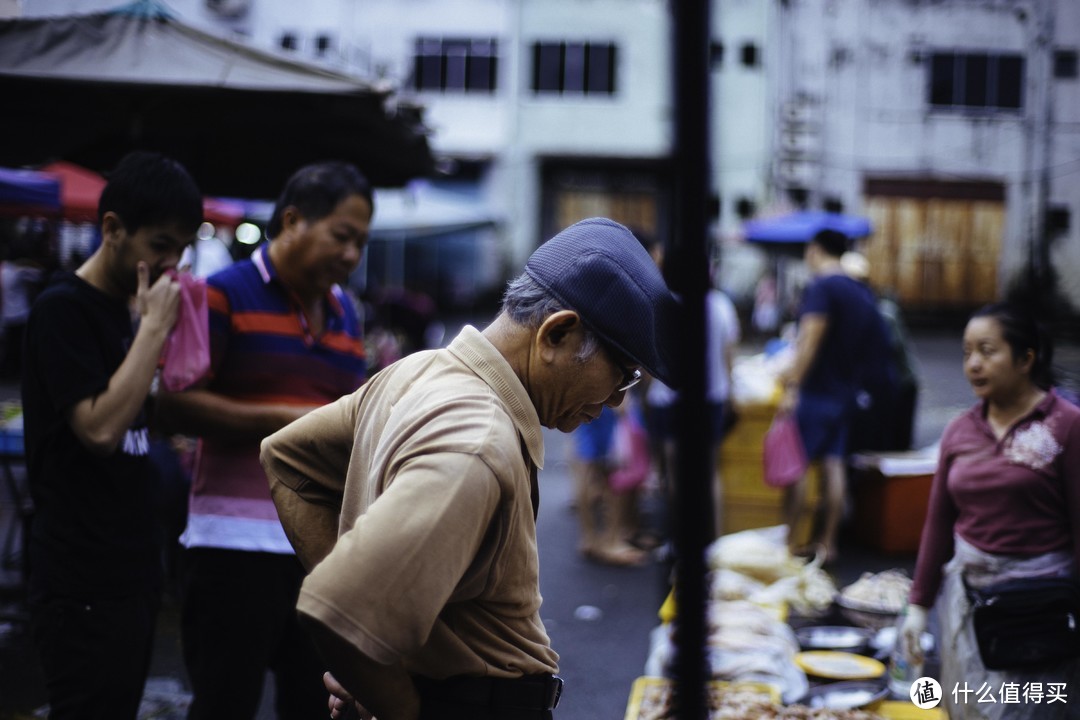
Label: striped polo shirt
xmin=180 ymin=244 xmax=367 ymax=553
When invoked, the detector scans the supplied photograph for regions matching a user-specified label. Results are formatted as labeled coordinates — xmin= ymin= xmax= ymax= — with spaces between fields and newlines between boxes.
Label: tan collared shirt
xmin=261 ymin=326 xmax=559 ymax=678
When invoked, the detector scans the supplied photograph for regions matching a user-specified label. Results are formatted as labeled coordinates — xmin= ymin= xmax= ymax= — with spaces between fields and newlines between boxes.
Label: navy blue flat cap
xmin=525 ymin=217 xmax=679 ymax=388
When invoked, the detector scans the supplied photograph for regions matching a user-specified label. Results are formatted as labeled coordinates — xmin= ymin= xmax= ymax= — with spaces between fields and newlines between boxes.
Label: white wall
xmin=774 ymin=0 xmax=1080 ymax=308
xmin=22 ymin=0 xmax=1078 ymax=309
xmin=712 ymin=0 xmax=774 ymax=234
xmin=1045 ymin=0 xmax=1080 ymax=305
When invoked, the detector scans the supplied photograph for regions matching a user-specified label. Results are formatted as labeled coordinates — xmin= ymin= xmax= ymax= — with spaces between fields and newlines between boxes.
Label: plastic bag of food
xmin=706 ymin=525 xmax=805 ymax=583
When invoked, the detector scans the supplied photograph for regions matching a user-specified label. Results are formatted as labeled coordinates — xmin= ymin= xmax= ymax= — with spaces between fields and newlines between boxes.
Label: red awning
xmin=202 ymin=197 xmax=244 ymax=228
xmin=42 ymin=160 xmax=245 ymax=228
xmin=41 ymin=160 xmax=105 ymax=223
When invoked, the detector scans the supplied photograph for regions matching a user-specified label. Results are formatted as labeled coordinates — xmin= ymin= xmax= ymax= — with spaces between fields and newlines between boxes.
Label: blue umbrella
xmin=744 ymin=210 xmax=872 ymax=244
xmin=0 ymin=166 xmax=61 ymax=215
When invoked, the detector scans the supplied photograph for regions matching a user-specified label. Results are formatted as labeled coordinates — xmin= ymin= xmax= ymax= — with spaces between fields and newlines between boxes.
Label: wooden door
xmin=863 ymin=179 xmax=1005 ymax=310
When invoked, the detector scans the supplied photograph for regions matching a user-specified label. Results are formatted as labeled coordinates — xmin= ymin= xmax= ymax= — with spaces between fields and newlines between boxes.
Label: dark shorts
xmin=796 ymin=392 xmax=851 ymax=460
xmin=572 ymin=406 xmax=616 ymax=461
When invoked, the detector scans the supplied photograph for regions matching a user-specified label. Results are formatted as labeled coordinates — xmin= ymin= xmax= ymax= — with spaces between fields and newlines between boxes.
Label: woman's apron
xmin=938 ymin=535 xmax=1080 ymax=719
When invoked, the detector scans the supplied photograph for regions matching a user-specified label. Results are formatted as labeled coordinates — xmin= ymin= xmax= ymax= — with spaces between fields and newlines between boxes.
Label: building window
xmin=710 ymin=41 xmax=724 ymax=68
xmin=315 ymin=34 xmax=333 ymax=58
xmin=532 ymin=41 xmax=617 ymax=95
xmin=413 ymin=38 xmax=498 ymax=93
xmin=740 ymin=42 xmax=760 ymax=68
xmin=1054 ymin=49 xmax=1078 ymax=79
xmin=279 ymin=32 xmax=298 ymax=51
xmin=1047 ymin=206 xmax=1071 ymax=235
xmin=928 ymin=51 xmax=1024 ymax=111
xmin=735 ymin=197 xmax=756 ymax=219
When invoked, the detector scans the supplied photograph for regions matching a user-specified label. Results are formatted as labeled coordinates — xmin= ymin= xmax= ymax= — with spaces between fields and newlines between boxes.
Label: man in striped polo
xmin=156 ymin=161 xmax=373 ymax=720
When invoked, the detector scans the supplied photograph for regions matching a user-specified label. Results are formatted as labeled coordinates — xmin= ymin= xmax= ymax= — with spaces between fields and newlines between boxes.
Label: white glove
xmin=898 ymin=604 xmax=929 ymax=664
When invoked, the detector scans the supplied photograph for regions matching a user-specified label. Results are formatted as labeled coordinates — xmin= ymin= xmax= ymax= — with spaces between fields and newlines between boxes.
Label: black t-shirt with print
xmin=21 ymin=273 xmax=162 ymax=600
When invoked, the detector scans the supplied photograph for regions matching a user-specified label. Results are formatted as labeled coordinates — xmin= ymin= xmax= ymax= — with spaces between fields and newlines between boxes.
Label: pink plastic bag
xmin=762 ymin=413 xmax=808 ymax=488
xmin=159 ymin=272 xmax=210 ymax=392
xmin=609 ymin=412 xmax=650 ymax=495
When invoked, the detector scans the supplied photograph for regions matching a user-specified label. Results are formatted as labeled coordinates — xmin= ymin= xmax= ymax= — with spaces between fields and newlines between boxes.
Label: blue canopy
xmin=744 ymin=210 xmax=872 ymax=244
xmin=0 ymin=166 xmax=61 ymax=215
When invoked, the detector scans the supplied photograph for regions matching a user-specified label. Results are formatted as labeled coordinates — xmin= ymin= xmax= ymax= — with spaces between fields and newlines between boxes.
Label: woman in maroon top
xmin=899 ymin=303 xmax=1080 ymax=719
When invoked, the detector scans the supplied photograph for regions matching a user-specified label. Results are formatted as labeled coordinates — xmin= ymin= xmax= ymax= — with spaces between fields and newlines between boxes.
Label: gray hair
xmin=501 ymin=272 xmax=602 ymax=363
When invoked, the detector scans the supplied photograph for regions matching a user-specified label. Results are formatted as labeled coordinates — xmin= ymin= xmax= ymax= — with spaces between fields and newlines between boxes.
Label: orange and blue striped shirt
xmin=180 ymin=244 xmax=366 ymax=553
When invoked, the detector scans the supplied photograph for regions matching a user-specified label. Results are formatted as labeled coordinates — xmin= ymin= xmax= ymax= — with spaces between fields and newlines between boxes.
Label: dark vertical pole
xmin=668 ymin=1 xmax=711 ymax=719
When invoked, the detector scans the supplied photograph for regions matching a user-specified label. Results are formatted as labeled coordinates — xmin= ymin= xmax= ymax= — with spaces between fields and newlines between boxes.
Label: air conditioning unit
xmin=206 ymin=0 xmax=251 ymax=19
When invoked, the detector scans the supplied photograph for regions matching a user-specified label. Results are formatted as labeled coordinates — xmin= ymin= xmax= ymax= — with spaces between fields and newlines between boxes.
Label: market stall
xmin=622 ymin=340 xmax=946 ymax=719
xmin=0 ymin=1 xmax=434 ymax=198
xmin=626 ymin=527 xmax=944 ymax=719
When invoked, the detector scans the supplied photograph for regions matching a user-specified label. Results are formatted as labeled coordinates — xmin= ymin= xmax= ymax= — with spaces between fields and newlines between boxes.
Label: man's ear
xmin=99 ymin=212 xmax=125 ymax=248
xmin=278 ymin=206 xmax=305 ymax=241
xmin=535 ymin=310 xmax=582 ymax=361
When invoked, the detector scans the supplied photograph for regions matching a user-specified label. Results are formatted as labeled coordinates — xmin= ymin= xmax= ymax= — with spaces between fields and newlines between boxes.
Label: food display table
xmin=631 ymin=527 xmax=945 ymax=720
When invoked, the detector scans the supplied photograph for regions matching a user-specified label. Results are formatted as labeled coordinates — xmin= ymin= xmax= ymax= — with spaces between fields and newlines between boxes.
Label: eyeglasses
xmin=603 ymin=343 xmax=643 ymax=392
xmin=616 ymin=367 xmax=643 ymax=393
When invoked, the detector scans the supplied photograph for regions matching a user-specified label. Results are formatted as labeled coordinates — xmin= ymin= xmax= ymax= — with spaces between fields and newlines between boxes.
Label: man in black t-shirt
xmin=21 ymin=152 xmax=202 ymax=720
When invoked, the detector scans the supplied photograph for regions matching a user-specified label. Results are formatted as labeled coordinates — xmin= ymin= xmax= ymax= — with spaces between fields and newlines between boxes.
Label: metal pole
xmin=668 ymin=0 xmax=712 ymax=718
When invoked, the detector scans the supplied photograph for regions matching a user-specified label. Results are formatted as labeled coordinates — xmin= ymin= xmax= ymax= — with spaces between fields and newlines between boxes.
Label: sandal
xmin=589 ymin=543 xmax=648 ymax=567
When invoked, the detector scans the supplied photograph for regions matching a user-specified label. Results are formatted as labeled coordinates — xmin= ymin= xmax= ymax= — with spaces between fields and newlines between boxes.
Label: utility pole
xmin=668 ymin=0 xmax=712 ymax=718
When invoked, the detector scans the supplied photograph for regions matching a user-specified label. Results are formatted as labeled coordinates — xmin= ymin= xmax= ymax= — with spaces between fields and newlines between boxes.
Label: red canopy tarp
xmin=202 ymin=197 xmax=244 ymax=228
xmin=42 ymin=160 xmax=244 ymax=227
xmin=41 ymin=161 xmax=104 ymax=223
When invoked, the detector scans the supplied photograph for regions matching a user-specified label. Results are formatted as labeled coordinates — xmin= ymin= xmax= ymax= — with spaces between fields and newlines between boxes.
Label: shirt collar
xmin=974 ymin=387 xmax=1059 ymax=430
xmin=252 ymin=243 xmax=345 ymax=318
xmin=252 ymin=243 xmax=277 ymax=284
xmin=447 ymin=325 xmax=545 ymax=469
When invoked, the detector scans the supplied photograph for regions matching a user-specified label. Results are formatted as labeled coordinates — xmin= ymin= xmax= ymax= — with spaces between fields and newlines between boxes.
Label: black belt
xmin=412 ymin=673 xmax=563 ymax=711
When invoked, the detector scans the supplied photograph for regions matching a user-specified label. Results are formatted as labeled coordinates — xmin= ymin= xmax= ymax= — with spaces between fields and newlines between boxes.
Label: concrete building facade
xmin=16 ymin=0 xmax=1080 ymax=314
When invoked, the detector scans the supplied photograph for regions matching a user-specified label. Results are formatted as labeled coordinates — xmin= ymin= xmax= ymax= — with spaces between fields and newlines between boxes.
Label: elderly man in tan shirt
xmin=261 ymin=217 xmax=679 ymax=720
